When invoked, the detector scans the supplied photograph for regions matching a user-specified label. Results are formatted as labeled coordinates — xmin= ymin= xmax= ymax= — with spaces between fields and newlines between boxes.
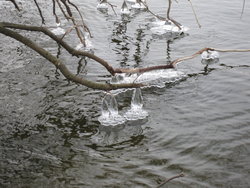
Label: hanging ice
xmin=121 ymin=1 xmax=130 ymax=15
xmin=201 ymin=50 xmax=220 ymax=60
xmin=126 ymin=0 xmax=136 ymax=3
xmin=98 ymin=94 xmax=126 ymax=126
xmin=131 ymin=0 xmax=146 ymax=9
xmin=75 ymin=33 xmax=93 ymax=51
xmin=124 ymin=88 xmax=148 ymax=120
xmin=97 ymin=0 xmax=108 ymax=10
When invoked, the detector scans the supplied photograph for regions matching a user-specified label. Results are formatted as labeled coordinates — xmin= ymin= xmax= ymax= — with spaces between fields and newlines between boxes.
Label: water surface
xmin=1 ymin=0 xmax=250 ymax=187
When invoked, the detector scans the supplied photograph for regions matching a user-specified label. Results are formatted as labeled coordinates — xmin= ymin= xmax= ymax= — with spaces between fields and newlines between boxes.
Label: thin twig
xmin=240 ymin=0 xmax=246 ymax=18
xmin=187 ymin=0 xmax=201 ymax=28
xmin=107 ymin=2 xmax=117 ymax=16
xmin=156 ymin=173 xmax=185 ymax=188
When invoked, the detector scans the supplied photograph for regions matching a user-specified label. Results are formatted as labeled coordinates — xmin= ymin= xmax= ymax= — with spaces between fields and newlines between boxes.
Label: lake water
xmin=1 ymin=0 xmax=250 ymax=187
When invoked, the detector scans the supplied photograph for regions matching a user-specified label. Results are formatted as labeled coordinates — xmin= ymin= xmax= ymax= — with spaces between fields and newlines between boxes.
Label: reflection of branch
xmin=156 ymin=173 xmax=185 ymax=188
xmin=33 ymin=0 xmax=45 ymax=24
xmin=7 ymin=0 xmax=20 ymax=11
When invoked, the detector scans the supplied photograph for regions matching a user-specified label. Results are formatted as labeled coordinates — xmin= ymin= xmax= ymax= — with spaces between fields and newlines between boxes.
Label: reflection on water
xmin=1 ymin=0 xmax=250 ymax=188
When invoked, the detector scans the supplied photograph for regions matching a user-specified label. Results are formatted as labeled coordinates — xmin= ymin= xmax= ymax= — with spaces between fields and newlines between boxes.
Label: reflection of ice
xmin=150 ymin=20 xmax=189 ymax=35
xmin=51 ymin=26 xmax=65 ymax=36
xmin=121 ymin=1 xmax=130 ymax=15
xmin=124 ymin=88 xmax=148 ymax=120
xmin=98 ymin=94 xmax=126 ymax=126
xmin=201 ymin=51 xmax=219 ymax=60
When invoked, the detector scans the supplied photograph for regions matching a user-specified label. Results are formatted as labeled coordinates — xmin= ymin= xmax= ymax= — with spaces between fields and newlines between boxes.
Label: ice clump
xmin=201 ymin=50 xmax=220 ymax=65
xmin=201 ymin=51 xmax=219 ymax=60
xmin=121 ymin=1 xmax=130 ymax=15
xmin=98 ymin=94 xmax=126 ymax=126
xmin=97 ymin=0 xmax=108 ymax=10
xmin=110 ymin=69 xmax=185 ymax=95
xmin=131 ymin=0 xmax=146 ymax=9
xmin=124 ymin=88 xmax=148 ymax=120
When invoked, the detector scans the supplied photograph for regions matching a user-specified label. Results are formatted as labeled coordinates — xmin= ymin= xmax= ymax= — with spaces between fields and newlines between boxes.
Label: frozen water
xmin=150 ymin=20 xmax=189 ymax=35
xmin=131 ymin=0 xmax=146 ymax=9
xmin=110 ymin=69 xmax=185 ymax=95
xmin=98 ymin=94 xmax=126 ymax=126
xmin=121 ymin=1 xmax=130 ymax=15
xmin=126 ymin=0 xmax=136 ymax=3
xmin=97 ymin=0 xmax=108 ymax=10
xmin=111 ymin=69 xmax=185 ymax=85
xmin=124 ymin=88 xmax=148 ymax=120
xmin=201 ymin=51 xmax=220 ymax=60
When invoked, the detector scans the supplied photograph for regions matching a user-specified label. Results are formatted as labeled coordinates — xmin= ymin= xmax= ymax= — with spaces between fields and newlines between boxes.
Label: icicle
xmin=98 ymin=94 xmax=126 ymax=126
xmin=124 ymin=88 xmax=148 ymax=120
xmin=121 ymin=1 xmax=130 ymax=15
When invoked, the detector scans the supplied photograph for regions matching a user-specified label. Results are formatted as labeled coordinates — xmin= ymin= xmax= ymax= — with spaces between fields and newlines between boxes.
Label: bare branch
xmin=0 ymin=22 xmax=115 ymax=75
xmin=0 ymin=25 xmax=143 ymax=90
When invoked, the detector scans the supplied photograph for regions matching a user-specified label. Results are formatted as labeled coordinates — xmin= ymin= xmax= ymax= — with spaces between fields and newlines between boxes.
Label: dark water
xmin=1 ymin=0 xmax=250 ymax=187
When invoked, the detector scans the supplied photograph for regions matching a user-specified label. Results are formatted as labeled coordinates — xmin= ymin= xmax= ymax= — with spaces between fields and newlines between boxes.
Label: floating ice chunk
xmin=124 ymin=88 xmax=148 ymax=120
xmin=51 ymin=27 xmax=65 ymax=36
xmin=98 ymin=94 xmax=126 ymax=126
xmin=97 ymin=0 xmax=108 ymax=9
xmin=121 ymin=1 xmax=130 ymax=15
xmin=201 ymin=51 xmax=220 ymax=60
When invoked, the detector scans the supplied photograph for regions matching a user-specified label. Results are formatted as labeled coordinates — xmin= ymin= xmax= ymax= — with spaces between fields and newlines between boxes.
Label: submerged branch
xmin=156 ymin=173 xmax=185 ymax=188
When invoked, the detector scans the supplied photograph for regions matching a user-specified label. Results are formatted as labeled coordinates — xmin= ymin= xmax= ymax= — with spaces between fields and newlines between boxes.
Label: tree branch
xmin=0 ymin=24 xmax=143 ymax=90
xmin=0 ymin=22 xmax=116 ymax=75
